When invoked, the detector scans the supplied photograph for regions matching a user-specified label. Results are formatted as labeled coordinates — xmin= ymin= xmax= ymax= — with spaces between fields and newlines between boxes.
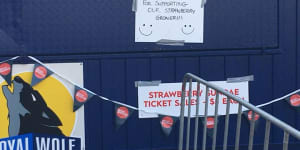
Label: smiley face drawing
xmin=139 ymin=24 xmax=153 ymax=36
xmin=181 ymin=24 xmax=195 ymax=35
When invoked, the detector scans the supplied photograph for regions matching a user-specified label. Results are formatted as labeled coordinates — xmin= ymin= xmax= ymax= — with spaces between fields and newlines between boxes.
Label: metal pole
xmin=202 ymin=86 xmax=209 ymax=150
xmin=193 ymin=82 xmax=201 ymax=150
xmin=212 ymin=92 xmax=220 ymax=150
xmin=178 ymin=77 xmax=188 ymax=150
xmin=283 ymin=132 xmax=289 ymax=150
xmin=263 ymin=120 xmax=271 ymax=150
xmin=185 ymin=79 xmax=193 ymax=150
xmin=248 ymin=111 xmax=256 ymax=150
xmin=183 ymin=73 xmax=300 ymax=140
xmin=223 ymin=98 xmax=231 ymax=150
xmin=234 ymin=103 xmax=242 ymax=150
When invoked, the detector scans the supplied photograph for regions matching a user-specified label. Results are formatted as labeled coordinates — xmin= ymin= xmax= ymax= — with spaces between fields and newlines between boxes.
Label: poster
xmin=0 ymin=63 xmax=85 ymax=149
xmin=135 ymin=0 xmax=204 ymax=43
xmin=138 ymin=81 xmax=249 ymax=118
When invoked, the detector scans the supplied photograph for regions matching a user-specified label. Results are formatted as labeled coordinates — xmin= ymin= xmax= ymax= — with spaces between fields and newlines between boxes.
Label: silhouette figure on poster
xmin=3 ymin=76 xmax=64 ymax=136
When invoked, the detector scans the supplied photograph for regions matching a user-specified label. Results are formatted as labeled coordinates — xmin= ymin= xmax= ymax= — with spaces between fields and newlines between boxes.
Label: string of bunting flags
xmin=0 ymin=56 xmax=299 ymax=137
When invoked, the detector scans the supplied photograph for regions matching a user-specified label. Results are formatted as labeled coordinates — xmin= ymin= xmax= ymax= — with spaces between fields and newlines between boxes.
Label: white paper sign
xmin=138 ymin=81 xmax=249 ymax=118
xmin=135 ymin=0 xmax=204 ymax=43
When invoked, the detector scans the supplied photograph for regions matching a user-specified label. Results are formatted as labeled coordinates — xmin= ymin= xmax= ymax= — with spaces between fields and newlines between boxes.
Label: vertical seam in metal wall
xmin=198 ymin=56 xmax=200 ymax=75
xmin=124 ymin=59 xmax=129 ymax=149
xmin=96 ymin=59 xmax=102 ymax=149
xmin=259 ymin=0 xmax=263 ymax=51
xmin=174 ymin=57 xmax=178 ymax=148
xmin=224 ymin=56 xmax=226 ymax=79
xmin=199 ymin=56 xmax=202 ymax=77
xmin=197 ymin=56 xmax=201 ymax=149
xmin=174 ymin=58 xmax=177 ymax=81
xmin=273 ymin=0 xmax=281 ymax=140
xmin=271 ymin=53 xmax=275 ymax=144
xmin=277 ymin=0 xmax=280 ymax=48
xmin=223 ymin=55 xmax=227 ymax=147
xmin=149 ymin=58 xmax=153 ymax=149
xmin=20 ymin=0 xmax=25 ymax=54
xmin=295 ymin=0 xmax=298 ymax=133
xmin=83 ymin=61 xmax=87 ymax=149
xmin=99 ymin=59 xmax=104 ymax=150
xmin=247 ymin=55 xmax=250 ymax=146
xmin=296 ymin=0 xmax=299 ymax=90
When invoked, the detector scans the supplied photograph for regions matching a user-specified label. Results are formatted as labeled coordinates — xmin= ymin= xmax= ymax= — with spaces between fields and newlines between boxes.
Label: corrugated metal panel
xmin=126 ymin=59 xmax=152 ymax=150
xmin=0 ymin=0 xmax=21 ymax=54
xmin=273 ymin=0 xmax=298 ymax=144
xmin=225 ymin=56 xmax=250 ymax=146
xmin=0 ymin=0 xmax=299 ymax=149
xmin=297 ymin=0 xmax=300 ymax=138
xmin=21 ymin=0 xmax=278 ymax=54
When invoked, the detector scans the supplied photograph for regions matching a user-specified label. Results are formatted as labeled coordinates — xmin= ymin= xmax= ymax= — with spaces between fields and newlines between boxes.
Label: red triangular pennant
xmin=115 ymin=104 xmax=134 ymax=130
xmin=246 ymin=110 xmax=260 ymax=122
xmin=243 ymin=110 xmax=260 ymax=131
xmin=159 ymin=115 xmax=178 ymax=136
xmin=31 ymin=64 xmax=53 ymax=86
xmin=201 ymin=117 xmax=219 ymax=138
xmin=73 ymin=86 xmax=95 ymax=111
xmin=286 ymin=93 xmax=300 ymax=108
xmin=0 ymin=60 xmax=13 ymax=86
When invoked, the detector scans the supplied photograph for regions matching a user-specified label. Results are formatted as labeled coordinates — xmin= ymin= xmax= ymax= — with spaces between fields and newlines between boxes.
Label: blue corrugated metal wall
xmin=0 ymin=0 xmax=299 ymax=149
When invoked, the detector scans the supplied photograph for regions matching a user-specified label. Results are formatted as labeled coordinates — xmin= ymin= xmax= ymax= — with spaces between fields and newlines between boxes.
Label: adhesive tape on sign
xmin=161 ymin=116 xmax=173 ymax=128
xmin=290 ymin=94 xmax=300 ymax=107
xmin=248 ymin=111 xmax=259 ymax=121
xmin=34 ymin=66 xmax=47 ymax=79
xmin=206 ymin=117 xmax=214 ymax=129
xmin=75 ymin=90 xmax=88 ymax=102
xmin=117 ymin=107 xmax=129 ymax=119
xmin=0 ymin=63 xmax=11 ymax=76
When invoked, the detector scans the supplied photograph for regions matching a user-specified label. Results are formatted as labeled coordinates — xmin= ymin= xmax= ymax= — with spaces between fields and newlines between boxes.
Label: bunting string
xmin=28 ymin=56 xmax=138 ymax=110
xmin=0 ymin=56 xmax=19 ymax=64
xmin=256 ymin=89 xmax=300 ymax=108
xmin=0 ymin=56 xmax=298 ymax=117
xmin=29 ymin=56 xmax=175 ymax=115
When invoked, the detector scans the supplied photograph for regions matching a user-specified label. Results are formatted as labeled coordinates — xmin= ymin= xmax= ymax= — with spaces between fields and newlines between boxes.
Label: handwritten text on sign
xmin=138 ymin=82 xmax=249 ymax=118
xmin=135 ymin=0 xmax=204 ymax=43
